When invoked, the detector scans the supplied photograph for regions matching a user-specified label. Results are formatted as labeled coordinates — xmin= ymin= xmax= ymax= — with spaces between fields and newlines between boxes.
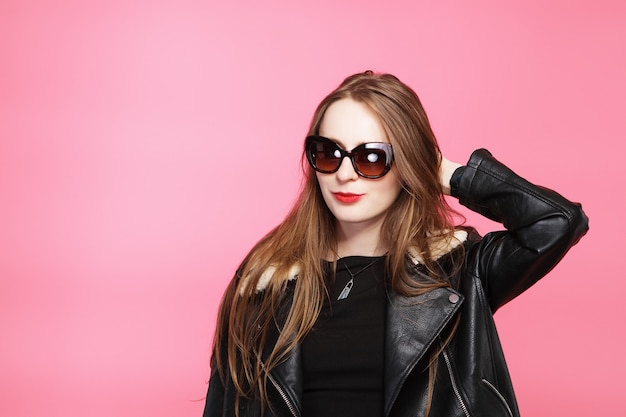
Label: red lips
xmin=332 ymin=192 xmax=363 ymax=204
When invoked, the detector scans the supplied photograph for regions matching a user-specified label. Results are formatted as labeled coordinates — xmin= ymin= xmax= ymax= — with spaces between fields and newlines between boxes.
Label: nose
xmin=335 ymin=156 xmax=359 ymax=182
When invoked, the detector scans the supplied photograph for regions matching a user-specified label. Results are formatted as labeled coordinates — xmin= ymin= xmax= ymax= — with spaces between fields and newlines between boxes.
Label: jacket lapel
xmin=269 ymin=343 xmax=303 ymax=416
xmin=384 ymin=287 xmax=463 ymax=416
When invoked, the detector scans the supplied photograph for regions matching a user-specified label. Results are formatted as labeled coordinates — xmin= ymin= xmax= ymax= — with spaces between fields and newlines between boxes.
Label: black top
xmin=301 ymin=256 xmax=387 ymax=417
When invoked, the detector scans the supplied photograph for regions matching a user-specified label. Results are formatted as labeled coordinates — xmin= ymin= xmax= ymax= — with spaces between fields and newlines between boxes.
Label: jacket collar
xmin=243 ymin=230 xmax=468 ymax=294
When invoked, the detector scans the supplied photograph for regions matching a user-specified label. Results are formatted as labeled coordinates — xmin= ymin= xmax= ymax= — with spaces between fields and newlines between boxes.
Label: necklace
xmin=337 ymin=256 xmax=381 ymax=300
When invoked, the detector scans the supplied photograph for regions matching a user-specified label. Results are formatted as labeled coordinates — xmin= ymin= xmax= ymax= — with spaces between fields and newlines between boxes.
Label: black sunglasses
xmin=305 ymin=135 xmax=394 ymax=179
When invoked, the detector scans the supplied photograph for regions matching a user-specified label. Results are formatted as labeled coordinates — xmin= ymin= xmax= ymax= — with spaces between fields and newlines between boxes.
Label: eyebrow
xmin=321 ymin=136 xmax=347 ymax=148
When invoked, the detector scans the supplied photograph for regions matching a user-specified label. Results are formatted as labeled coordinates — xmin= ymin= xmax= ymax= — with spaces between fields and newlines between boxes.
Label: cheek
xmin=381 ymin=187 xmax=402 ymax=208
xmin=315 ymin=174 xmax=332 ymax=202
xmin=380 ymin=173 xmax=403 ymax=200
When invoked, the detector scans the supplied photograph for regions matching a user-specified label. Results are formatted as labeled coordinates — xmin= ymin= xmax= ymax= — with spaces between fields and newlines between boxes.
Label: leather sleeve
xmin=203 ymin=355 xmax=225 ymax=417
xmin=450 ymin=149 xmax=589 ymax=311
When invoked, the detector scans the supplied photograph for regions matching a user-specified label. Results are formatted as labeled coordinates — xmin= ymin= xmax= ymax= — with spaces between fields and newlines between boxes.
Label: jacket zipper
xmin=481 ymin=379 xmax=514 ymax=417
xmin=267 ymin=371 xmax=299 ymax=417
xmin=442 ymin=349 xmax=471 ymax=417
xmin=258 ymin=353 xmax=299 ymax=417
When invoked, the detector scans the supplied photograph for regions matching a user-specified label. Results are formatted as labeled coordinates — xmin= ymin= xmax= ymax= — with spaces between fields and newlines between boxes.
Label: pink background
xmin=1 ymin=0 xmax=624 ymax=416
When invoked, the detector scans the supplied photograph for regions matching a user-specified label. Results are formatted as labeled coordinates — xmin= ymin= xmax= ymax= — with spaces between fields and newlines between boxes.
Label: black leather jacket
xmin=203 ymin=149 xmax=588 ymax=417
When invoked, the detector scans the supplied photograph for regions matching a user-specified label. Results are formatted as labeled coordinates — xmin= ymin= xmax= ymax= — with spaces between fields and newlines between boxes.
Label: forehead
xmin=318 ymin=98 xmax=387 ymax=147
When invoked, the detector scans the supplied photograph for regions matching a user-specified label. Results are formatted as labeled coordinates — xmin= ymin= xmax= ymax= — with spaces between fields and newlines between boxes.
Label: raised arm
xmin=445 ymin=149 xmax=588 ymax=311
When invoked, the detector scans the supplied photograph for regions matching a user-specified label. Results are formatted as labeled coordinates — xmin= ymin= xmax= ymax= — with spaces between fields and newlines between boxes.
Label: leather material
xmin=204 ymin=149 xmax=588 ymax=417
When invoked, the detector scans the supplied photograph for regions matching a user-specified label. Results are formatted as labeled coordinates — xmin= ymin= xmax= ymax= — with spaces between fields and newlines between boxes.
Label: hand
xmin=439 ymin=155 xmax=462 ymax=195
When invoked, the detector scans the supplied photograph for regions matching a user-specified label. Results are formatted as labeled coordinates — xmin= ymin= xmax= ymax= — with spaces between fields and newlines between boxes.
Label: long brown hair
xmin=213 ymin=71 xmax=462 ymax=414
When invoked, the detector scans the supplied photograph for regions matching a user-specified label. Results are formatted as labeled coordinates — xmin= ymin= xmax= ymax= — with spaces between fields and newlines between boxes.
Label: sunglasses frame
xmin=305 ymin=135 xmax=394 ymax=179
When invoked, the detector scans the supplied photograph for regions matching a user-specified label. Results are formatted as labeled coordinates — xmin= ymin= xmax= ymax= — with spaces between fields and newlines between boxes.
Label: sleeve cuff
xmin=449 ymin=165 xmax=466 ymax=198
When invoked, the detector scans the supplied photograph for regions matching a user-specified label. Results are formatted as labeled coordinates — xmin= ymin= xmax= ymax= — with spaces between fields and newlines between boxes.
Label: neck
xmin=334 ymin=219 xmax=387 ymax=258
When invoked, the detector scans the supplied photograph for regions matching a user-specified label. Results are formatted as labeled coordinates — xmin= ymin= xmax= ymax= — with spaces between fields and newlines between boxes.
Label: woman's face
xmin=316 ymin=98 xmax=403 ymax=236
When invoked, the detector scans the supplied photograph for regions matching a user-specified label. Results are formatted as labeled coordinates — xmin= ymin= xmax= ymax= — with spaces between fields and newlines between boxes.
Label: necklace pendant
xmin=337 ymin=279 xmax=354 ymax=300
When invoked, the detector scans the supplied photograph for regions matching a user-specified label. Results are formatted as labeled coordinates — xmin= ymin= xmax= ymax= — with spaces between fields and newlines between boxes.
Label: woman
xmin=203 ymin=71 xmax=588 ymax=417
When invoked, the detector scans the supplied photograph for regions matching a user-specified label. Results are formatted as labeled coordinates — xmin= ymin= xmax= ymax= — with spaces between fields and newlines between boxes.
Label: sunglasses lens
xmin=308 ymin=138 xmax=342 ymax=172
xmin=353 ymin=145 xmax=390 ymax=177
